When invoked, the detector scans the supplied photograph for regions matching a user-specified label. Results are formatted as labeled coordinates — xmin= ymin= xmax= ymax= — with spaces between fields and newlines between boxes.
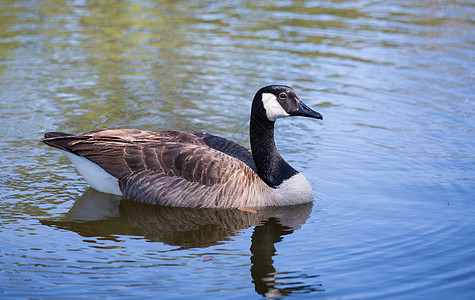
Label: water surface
xmin=1 ymin=0 xmax=474 ymax=299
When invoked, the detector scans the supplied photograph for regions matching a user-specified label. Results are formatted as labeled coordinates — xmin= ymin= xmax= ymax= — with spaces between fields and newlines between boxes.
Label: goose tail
xmin=41 ymin=132 xmax=80 ymax=153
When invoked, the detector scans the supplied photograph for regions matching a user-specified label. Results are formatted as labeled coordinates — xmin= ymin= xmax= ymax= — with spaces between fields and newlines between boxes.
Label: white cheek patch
xmin=261 ymin=93 xmax=290 ymax=121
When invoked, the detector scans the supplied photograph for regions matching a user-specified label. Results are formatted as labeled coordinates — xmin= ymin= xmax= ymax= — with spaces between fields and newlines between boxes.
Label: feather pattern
xmin=43 ymin=129 xmax=297 ymax=208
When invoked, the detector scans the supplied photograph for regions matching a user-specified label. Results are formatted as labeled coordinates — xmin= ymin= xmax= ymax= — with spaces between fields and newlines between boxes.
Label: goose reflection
xmin=42 ymin=188 xmax=323 ymax=297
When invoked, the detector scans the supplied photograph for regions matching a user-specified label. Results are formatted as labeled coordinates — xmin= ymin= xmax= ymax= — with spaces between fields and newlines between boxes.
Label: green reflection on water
xmin=0 ymin=0 xmax=474 ymax=298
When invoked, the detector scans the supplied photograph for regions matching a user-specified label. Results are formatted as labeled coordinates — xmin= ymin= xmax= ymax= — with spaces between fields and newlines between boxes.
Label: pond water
xmin=1 ymin=0 xmax=474 ymax=299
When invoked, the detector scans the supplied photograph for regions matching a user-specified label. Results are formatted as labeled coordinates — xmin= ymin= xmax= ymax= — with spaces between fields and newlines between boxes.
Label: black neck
xmin=250 ymin=110 xmax=298 ymax=188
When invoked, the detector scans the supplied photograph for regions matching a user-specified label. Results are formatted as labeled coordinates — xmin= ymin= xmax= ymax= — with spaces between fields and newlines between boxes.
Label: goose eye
xmin=278 ymin=92 xmax=287 ymax=100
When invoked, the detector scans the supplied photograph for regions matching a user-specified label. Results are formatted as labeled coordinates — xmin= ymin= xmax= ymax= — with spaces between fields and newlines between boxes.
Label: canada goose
xmin=42 ymin=85 xmax=323 ymax=208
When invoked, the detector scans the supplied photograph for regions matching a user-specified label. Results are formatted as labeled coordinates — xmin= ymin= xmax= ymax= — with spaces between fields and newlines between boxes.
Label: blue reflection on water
xmin=0 ymin=0 xmax=474 ymax=299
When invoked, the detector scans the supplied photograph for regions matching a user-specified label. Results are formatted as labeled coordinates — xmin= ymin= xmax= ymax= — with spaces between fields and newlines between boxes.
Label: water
xmin=1 ymin=0 xmax=474 ymax=298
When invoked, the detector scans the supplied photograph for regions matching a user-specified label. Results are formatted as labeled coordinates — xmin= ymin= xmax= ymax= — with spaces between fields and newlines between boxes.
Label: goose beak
xmin=294 ymin=100 xmax=323 ymax=120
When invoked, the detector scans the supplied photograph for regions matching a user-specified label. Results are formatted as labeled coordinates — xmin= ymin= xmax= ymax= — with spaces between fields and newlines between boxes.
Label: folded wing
xmin=43 ymin=129 xmax=262 ymax=207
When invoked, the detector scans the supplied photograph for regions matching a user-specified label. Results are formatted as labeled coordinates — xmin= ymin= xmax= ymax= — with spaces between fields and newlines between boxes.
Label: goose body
xmin=42 ymin=85 xmax=323 ymax=208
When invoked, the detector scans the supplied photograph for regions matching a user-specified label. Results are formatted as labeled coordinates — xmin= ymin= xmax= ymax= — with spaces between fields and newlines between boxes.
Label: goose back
xmin=42 ymin=129 xmax=284 ymax=208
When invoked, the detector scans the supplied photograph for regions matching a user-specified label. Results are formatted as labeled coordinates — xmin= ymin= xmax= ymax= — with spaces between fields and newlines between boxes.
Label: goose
xmin=42 ymin=85 xmax=323 ymax=208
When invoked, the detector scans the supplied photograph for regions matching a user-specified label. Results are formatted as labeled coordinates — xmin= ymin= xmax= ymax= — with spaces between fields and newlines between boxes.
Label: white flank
xmin=276 ymin=173 xmax=314 ymax=205
xmin=63 ymin=151 xmax=122 ymax=196
xmin=261 ymin=93 xmax=290 ymax=121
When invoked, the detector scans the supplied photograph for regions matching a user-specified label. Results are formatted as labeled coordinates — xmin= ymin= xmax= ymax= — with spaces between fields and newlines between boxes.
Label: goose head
xmin=252 ymin=85 xmax=323 ymax=122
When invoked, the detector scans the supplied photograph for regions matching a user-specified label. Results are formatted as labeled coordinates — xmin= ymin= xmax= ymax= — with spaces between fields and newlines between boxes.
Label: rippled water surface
xmin=1 ymin=0 xmax=474 ymax=299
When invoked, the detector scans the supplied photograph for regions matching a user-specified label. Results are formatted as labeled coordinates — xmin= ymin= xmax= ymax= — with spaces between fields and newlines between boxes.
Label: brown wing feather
xmin=42 ymin=129 xmax=269 ymax=207
xmin=43 ymin=129 xmax=254 ymax=186
xmin=118 ymin=162 xmax=261 ymax=208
